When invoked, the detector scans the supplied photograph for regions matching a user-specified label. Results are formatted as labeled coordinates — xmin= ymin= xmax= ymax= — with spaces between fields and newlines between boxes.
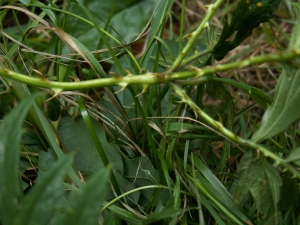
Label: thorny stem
xmin=168 ymin=0 xmax=225 ymax=72
xmin=0 ymin=49 xmax=299 ymax=90
xmin=170 ymin=83 xmax=300 ymax=179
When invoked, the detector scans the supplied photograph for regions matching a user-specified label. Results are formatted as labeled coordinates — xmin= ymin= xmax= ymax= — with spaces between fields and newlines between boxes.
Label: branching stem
xmin=170 ymin=83 xmax=300 ymax=179
xmin=0 ymin=49 xmax=299 ymax=90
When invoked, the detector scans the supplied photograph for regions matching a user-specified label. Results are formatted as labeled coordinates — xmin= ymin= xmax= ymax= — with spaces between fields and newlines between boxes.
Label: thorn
xmin=47 ymin=88 xmax=62 ymax=101
xmin=110 ymin=72 xmax=123 ymax=79
xmin=136 ymin=84 xmax=149 ymax=96
xmin=114 ymin=83 xmax=128 ymax=94
xmin=124 ymin=70 xmax=133 ymax=76
xmin=32 ymin=69 xmax=46 ymax=78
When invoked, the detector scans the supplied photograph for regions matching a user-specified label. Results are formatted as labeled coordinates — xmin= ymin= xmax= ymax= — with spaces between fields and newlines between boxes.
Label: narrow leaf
xmin=0 ymin=94 xmax=39 ymax=225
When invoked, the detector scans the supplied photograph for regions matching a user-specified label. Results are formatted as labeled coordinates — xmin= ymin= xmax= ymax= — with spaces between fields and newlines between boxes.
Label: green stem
xmin=170 ymin=83 xmax=300 ymax=179
xmin=1 ymin=49 xmax=299 ymax=90
xmin=168 ymin=0 xmax=224 ymax=72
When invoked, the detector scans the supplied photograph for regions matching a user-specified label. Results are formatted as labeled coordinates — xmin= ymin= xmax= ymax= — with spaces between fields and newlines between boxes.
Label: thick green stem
xmin=0 ymin=50 xmax=299 ymax=90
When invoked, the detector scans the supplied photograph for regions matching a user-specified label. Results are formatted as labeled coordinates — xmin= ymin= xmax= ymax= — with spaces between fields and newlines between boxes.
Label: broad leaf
xmin=212 ymin=0 xmax=281 ymax=60
xmin=251 ymin=69 xmax=300 ymax=142
xmin=63 ymin=0 xmax=157 ymax=53
xmin=252 ymin=3 xmax=300 ymax=142
xmin=286 ymin=146 xmax=300 ymax=166
xmin=0 ymin=94 xmax=39 ymax=225
xmin=58 ymin=117 xmax=123 ymax=175
xmin=234 ymin=151 xmax=281 ymax=224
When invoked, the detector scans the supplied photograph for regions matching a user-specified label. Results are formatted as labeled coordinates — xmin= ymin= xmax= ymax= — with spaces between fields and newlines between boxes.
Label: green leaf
xmin=204 ymin=76 xmax=273 ymax=109
xmin=63 ymin=0 xmax=157 ymax=53
xmin=286 ymin=146 xmax=300 ymax=166
xmin=12 ymin=155 xmax=73 ymax=225
xmin=278 ymin=172 xmax=299 ymax=212
xmin=234 ymin=151 xmax=282 ymax=223
xmin=205 ymin=81 xmax=234 ymax=172
xmin=189 ymin=154 xmax=251 ymax=224
xmin=251 ymin=69 xmax=300 ymax=142
xmin=0 ymin=94 xmax=39 ymax=225
xmin=252 ymin=3 xmax=300 ymax=142
xmin=289 ymin=3 xmax=300 ymax=50
xmin=58 ymin=117 xmax=123 ymax=175
xmin=53 ymin=166 xmax=110 ymax=225
xmin=140 ymin=0 xmax=174 ymax=68
xmin=212 ymin=0 xmax=281 ymax=60
xmin=121 ymin=153 xmax=169 ymax=207
xmin=38 ymin=149 xmax=57 ymax=178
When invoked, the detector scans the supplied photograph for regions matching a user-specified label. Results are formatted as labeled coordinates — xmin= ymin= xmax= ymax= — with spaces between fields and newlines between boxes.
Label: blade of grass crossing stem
xmin=69 ymin=37 xmax=106 ymax=77
xmin=87 ymin=0 xmax=116 ymax=80
xmin=140 ymin=0 xmax=174 ymax=68
xmin=54 ymin=0 xmax=72 ymax=82
xmin=0 ymin=94 xmax=39 ymax=225
xmin=152 ymin=18 xmax=167 ymax=73
xmin=155 ymin=37 xmax=175 ymax=58
xmin=12 ymin=155 xmax=73 ymax=225
xmin=78 ymin=98 xmax=122 ymax=197
xmin=76 ymin=2 xmax=140 ymax=73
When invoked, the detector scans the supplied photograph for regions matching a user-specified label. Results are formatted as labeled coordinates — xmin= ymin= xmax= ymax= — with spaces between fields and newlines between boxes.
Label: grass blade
xmin=0 ymin=94 xmax=39 ymax=225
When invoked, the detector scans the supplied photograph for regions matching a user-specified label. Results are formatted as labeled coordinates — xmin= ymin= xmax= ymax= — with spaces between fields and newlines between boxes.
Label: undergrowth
xmin=0 ymin=0 xmax=300 ymax=224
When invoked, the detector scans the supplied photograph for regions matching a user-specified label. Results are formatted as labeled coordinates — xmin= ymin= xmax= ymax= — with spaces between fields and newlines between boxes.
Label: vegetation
xmin=0 ymin=0 xmax=299 ymax=224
